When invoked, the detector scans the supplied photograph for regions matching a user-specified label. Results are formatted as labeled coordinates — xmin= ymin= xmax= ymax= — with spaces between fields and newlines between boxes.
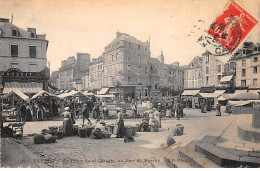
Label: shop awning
xmin=182 ymin=90 xmax=200 ymax=96
xmin=220 ymin=75 xmax=233 ymax=83
xmin=1 ymin=89 xmax=29 ymax=101
xmin=31 ymin=90 xmax=57 ymax=99
xmin=97 ymin=88 xmax=109 ymax=95
xmin=3 ymin=82 xmax=43 ymax=94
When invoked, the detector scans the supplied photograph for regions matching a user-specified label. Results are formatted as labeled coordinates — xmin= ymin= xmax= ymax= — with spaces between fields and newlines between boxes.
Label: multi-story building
xmin=149 ymin=52 xmax=169 ymax=96
xmin=89 ymin=56 xmax=104 ymax=90
xmin=232 ymin=43 xmax=260 ymax=89
xmin=0 ymin=18 xmax=49 ymax=94
xmin=102 ymin=32 xmax=151 ymax=100
xmin=58 ymin=53 xmax=90 ymax=90
xmin=201 ymin=51 xmax=225 ymax=86
xmin=49 ymin=70 xmax=59 ymax=89
xmin=166 ymin=62 xmax=185 ymax=95
xmin=183 ymin=56 xmax=203 ymax=89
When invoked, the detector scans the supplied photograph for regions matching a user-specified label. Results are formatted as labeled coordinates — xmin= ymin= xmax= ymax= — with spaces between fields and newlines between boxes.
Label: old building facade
xmin=57 ymin=53 xmax=90 ymax=90
xmin=183 ymin=56 xmax=203 ymax=89
xmin=89 ymin=56 xmax=104 ymax=90
xmin=102 ymin=32 xmax=151 ymax=100
xmin=166 ymin=62 xmax=185 ymax=95
xmin=201 ymin=51 xmax=225 ymax=87
xmin=0 ymin=18 xmax=49 ymax=94
xmin=232 ymin=43 xmax=260 ymax=89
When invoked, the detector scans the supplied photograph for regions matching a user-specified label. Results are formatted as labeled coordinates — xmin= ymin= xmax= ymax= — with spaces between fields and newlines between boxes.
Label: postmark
xmin=207 ymin=1 xmax=258 ymax=53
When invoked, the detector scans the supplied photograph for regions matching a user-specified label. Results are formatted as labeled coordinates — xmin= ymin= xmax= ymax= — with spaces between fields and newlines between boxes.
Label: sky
xmin=1 ymin=0 xmax=260 ymax=73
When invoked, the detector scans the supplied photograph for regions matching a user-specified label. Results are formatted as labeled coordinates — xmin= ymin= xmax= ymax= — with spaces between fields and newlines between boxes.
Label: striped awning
xmin=3 ymin=82 xmax=43 ymax=94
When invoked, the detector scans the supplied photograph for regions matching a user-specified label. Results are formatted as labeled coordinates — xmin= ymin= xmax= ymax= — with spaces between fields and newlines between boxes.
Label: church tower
xmin=158 ymin=50 xmax=164 ymax=64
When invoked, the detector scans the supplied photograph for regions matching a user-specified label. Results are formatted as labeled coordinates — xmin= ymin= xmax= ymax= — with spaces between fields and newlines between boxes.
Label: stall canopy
xmin=3 ymin=82 xmax=43 ymax=94
xmin=95 ymin=94 xmax=115 ymax=98
xmin=31 ymin=90 xmax=58 ymax=100
xmin=231 ymin=92 xmax=259 ymax=100
xmin=83 ymin=91 xmax=94 ymax=96
xmin=196 ymin=90 xmax=226 ymax=98
xmin=228 ymin=100 xmax=251 ymax=106
xmin=220 ymin=75 xmax=233 ymax=83
xmin=182 ymin=90 xmax=200 ymax=96
xmin=248 ymin=90 xmax=260 ymax=95
xmin=1 ymin=89 xmax=29 ymax=101
xmin=97 ymin=88 xmax=109 ymax=95
xmin=218 ymin=94 xmax=232 ymax=101
xmin=57 ymin=91 xmax=85 ymax=98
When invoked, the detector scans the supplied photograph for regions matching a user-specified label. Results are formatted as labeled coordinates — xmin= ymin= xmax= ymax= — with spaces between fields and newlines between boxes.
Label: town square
xmin=1 ymin=0 xmax=260 ymax=168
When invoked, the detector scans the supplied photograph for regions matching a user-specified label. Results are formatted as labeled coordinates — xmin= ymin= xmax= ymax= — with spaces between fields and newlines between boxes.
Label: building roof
xmin=150 ymin=58 xmax=169 ymax=70
xmin=0 ymin=20 xmax=46 ymax=40
xmin=232 ymin=42 xmax=260 ymax=59
xmin=184 ymin=56 xmax=202 ymax=70
xmin=105 ymin=32 xmax=148 ymax=50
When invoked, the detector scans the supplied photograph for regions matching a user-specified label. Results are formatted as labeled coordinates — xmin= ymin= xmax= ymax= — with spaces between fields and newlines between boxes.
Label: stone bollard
xmin=161 ymin=135 xmax=176 ymax=148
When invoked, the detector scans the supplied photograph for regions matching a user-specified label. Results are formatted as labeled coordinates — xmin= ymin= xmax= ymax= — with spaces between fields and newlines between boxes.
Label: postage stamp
xmin=207 ymin=1 xmax=258 ymax=53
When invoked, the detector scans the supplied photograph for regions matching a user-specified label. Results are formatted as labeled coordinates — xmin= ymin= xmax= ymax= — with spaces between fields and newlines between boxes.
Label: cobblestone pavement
xmin=2 ymin=108 xmax=238 ymax=168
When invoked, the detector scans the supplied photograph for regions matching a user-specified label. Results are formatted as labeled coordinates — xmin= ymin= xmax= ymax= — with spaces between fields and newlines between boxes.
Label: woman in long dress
xmin=114 ymin=107 xmax=125 ymax=138
xmin=62 ymin=107 xmax=73 ymax=136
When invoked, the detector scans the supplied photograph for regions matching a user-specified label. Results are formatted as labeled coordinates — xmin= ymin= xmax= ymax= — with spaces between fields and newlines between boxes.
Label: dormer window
xmin=138 ymin=45 xmax=141 ymax=50
xmin=242 ymin=49 xmax=246 ymax=55
xmin=12 ymin=29 xmax=18 ymax=36
xmin=31 ymin=32 xmax=35 ymax=38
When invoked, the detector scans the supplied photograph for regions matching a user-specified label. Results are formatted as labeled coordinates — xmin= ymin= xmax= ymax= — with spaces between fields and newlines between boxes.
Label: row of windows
xmin=90 ymin=64 xmax=103 ymax=71
xmin=10 ymin=63 xmax=38 ymax=72
xmin=10 ymin=45 xmax=37 ymax=58
xmin=127 ymin=65 xmax=148 ymax=74
xmin=241 ymin=79 xmax=258 ymax=87
xmin=242 ymin=57 xmax=258 ymax=66
xmin=241 ymin=67 xmax=258 ymax=76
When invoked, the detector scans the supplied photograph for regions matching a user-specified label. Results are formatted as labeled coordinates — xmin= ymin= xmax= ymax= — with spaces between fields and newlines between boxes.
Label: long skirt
xmin=63 ymin=118 xmax=73 ymax=136
xmin=114 ymin=119 xmax=125 ymax=137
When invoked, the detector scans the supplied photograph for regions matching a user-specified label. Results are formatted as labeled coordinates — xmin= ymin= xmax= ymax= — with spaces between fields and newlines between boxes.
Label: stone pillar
xmin=252 ymin=102 xmax=260 ymax=129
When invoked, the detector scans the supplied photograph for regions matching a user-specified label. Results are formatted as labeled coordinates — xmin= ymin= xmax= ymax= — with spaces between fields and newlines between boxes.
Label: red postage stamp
xmin=207 ymin=1 xmax=258 ymax=53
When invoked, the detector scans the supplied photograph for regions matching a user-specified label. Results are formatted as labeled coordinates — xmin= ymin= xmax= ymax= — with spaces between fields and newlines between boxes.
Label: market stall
xmin=1 ymin=90 xmax=30 ymax=122
xmin=228 ymin=100 xmax=252 ymax=114
xmin=31 ymin=90 xmax=60 ymax=117
xmin=57 ymin=90 xmax=87 ymax=118
xmin=181 ymin=90 xmax=200 ymax=108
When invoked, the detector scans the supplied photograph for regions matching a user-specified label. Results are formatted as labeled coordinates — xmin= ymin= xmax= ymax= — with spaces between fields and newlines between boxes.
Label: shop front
xmin=1 ymin=68 xmax=49 ymax=96
xmin=181 ymin=89 xmax=200 ymax=108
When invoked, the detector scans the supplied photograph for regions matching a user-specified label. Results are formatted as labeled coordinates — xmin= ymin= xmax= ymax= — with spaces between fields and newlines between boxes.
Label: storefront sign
xmin=3 ymin=68 xmax=45 ymax=77
xmin=200 ymin=86 xmax=215 ymax=93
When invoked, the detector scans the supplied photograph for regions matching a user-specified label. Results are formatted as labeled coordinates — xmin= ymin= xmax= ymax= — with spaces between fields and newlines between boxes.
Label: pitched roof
xmin=185 ymin=56 xmax=202 ymax=70
xmin=150 ymin=58 xmax=169 ymax=70
xmin=0 ymin=22 xmax=46 ymax=40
